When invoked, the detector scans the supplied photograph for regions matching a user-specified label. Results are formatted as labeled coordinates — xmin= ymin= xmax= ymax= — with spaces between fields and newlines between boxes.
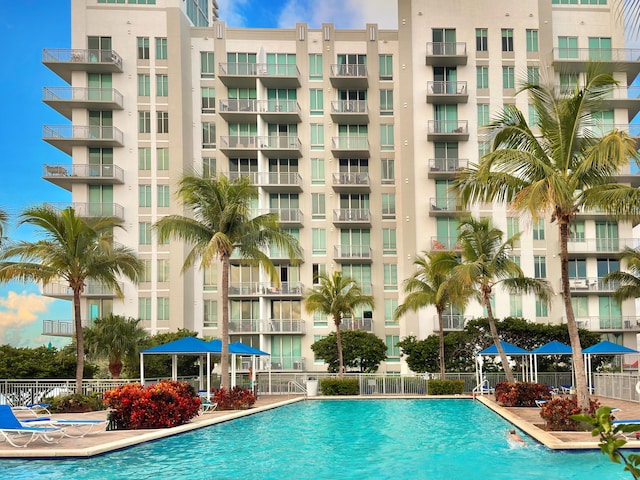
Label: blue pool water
xmin=0 ymin=399 xmax=631 ymax=479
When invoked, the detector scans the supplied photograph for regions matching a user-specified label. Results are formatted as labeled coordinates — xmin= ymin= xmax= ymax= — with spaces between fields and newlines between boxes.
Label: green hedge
xmin=320 ymin=378 xmax=359 ymax=395
xmin=427 ymin=379 xmax=465 ymax=395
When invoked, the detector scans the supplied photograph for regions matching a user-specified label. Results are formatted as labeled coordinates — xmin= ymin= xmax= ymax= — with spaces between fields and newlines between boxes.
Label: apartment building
xmin=39 ymin=0 xmax=640 ymax=373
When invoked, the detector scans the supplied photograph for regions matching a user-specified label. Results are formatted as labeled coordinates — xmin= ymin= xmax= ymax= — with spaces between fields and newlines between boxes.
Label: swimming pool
xmin=0 ymin=399 xmax=630 ymax=479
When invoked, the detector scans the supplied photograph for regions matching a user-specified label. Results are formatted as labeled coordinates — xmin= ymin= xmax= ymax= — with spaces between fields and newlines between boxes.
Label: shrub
xmin=539 ymin=396 xmax=601 ymax=431
xmin=320 ymin=378 xmax=359 ymax=395
xmin=213 ymin=387 xmax=257 ymax=410
xmin=102 ymin=380 xmax=201 ymax=430
xmin=427 ymin=380 xmax=464 ymax=395
xmin=495 ymin=382 xmax=552 ymax=407
xmin=46 ymin=392 xmax=106 ymax=413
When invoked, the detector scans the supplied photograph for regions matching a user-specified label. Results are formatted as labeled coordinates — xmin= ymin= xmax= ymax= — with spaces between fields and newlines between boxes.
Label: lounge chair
xmin=200 ymin=401 xmax=218 ymax=414
xmin=612 ymin=419 xmax=640 ymax=440
xmin=11 ymin=403 xmax=52 ymax=417
xmin=0 ymin=405 xmax=63 ymax=447
xmin=22 ymin=417 xmax=106 ymax=438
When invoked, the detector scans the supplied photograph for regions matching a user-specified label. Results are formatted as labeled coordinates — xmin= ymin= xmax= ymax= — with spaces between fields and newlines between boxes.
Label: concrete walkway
xmin=1 ymin=394 xmax=639 ymax=458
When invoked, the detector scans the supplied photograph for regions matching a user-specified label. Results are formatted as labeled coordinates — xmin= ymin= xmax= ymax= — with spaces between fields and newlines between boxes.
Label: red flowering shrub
xmin=495 ymin=382 xmax=552 ymax=407
xmin=539 ymin=396 xmax=601 ymax=431
xmin=103 ymin=380 xmax=201 ymax=430
xmin=213 ymin=387 xmax=257 ymax=410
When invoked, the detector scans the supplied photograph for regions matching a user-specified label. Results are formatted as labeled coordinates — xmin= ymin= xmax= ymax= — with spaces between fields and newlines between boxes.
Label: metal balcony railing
xmin=334 ymin=245 xmax=372 ymax=259
xmin=426 ymin=42 xmax=467 ymax=57
xmin=43 ymin=86 xmax=124 ymax=105
xmin=43 ymin=125 xmax=124 ymax=143
xmin=44 ymin=202 xmax=124 ymax=220
xmin=427 ymin=81 xmax=467 ymax=95
xmin=567 ymin=237 xmax=639 ymax=253
xmin=553 ymin=47 xmax=640 ymax=62
xmin=43 ymin=164 xmax=124 ymax=182
xmin=42 ymin=48 xmax=123 ymax=68
xmin=428 ymin=158 xmax=468 ymax=173
xmin=333 ymin=208 xmax=371 ymax=222
xmin=332 ymin=172 xmax=370 ymax=186
xmin=330 ymin=64 xmax=367 ymax=78
xmin=331 ymin=100 xmax=368 ymax=114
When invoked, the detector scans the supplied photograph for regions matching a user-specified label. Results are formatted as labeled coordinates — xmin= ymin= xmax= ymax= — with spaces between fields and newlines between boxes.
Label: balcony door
xmin=434 ymin=105 xmax=458 ymax=133
xmin=433 ymin=67 xmax=457 ymax=94
xmin=596 ymin=221 xmax=618 ymax=252
xmin=88 ymin=73 xmax=112 ymax=101
xmin=432 ymin=28 xmax=456 ymax=55
xmin=87 ymin=36 xmax=112 ymax=62
xmin=88 ymin=147 xmax=113 ymax=177
xmin=88 ymin=185 xmax=113 ymax=216
xmin=89 ymin=110 xmax=112 ymax=139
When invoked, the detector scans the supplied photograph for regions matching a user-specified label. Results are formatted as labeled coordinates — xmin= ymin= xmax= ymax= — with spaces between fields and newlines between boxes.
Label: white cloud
xmin=215 ymin=0 xmax=251 ymax=27
xmin=277 ymin=0 xmax=397 ymax=30
xmin=0 ymin=291 xmax=54 ymax=346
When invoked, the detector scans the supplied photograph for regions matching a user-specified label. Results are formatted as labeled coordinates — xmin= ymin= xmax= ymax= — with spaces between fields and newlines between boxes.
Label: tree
xmin=84 ymin=314 xmax=149 ymax=379
xmin=456 ymin=69 xmax=640 ymax=408
xmin=0 ymin=345 xmax=97 ymax=379
xmin=0 ymin=206 xmax=143 ymax=393
xmin=604 ymin=247 xmax=640 ymax=303
xmin=310 ymin=330 xmax=387 ymax=373
xmin=305 ymin=271 xmax=375 ymax=377
xmin=154 ymin=174 xmax=301 ymax=390
xmin=394 ymin=251 xmax=468 ymax=376
xmin=452 ymin=217 xmax=552 ymax=383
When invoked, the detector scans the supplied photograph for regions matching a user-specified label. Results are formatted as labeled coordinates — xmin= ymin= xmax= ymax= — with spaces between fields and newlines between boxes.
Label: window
xmin=309 ymin=54 xmax=323 ymax=80
xmin=502 ymin=66 xmax=515 ymax=89
xmin=381 ymin=158 xmax=395 ymax=184
xmin=589 ymin=37 xmax=612 ymax=60
xmin=310 ymin=124 xmax=324 ymax=150
xmin=202 ymin=122 xmax=216 ymax=148
xmin=380 ymin=90 xmax=393 ymax=115
xmin=156 ymin=74 xmax=168 ymax=97
xmin=533 ymin=218 xmax=545 ymax=240
xmin=140 ymin=259 xmax=151 ymax=283
xmin=381 ymin=193 xmax=396 ymax=219
xmin=203 ymin=300 xmax=217 ymax=328
xmin=383 ymin=228 xmax=397 ymax=254
xmin=139 ymin=298 xmax=151 ymax=321
xmin=568 ymin=259 xmax=587 ymax=278
xmin=157 ymin=112 xmax=169 ymax=133
xmin=478 ymin=140 xmax=490 ymax=157
xmin=560 ymin=73 xmax=579 ymax=94
xmin=384 ymin=264 xmax=398 ymax=290
xmin=379 ymin=54 xmax=393 ymax=80
xmin=536 ymin=297 xmax=548 ymax=317
xmin=157 ymin=148 xmax=169 ymax=171
xmin=138 ymin=147 xmax=151 ymax=170
xmin=201 ymin=87 xmax=216 ymax=113
xmin=310 ymin=89 xmax=323 ymax=115
xmin=528 ymin=105 xmax=540 ymax=126
xmin=385 ymin=299 xmax=398 ymax=326
xmin=312 ymin=228 xmax=326 ymax=255
xmin=476 ymin=28 xmax=488 ymax=51
xmin=534 ymin=255 xmax=547 ymax=278
xmin=158 ymin=185 xmax=170 ymax=207
xmin=477 ymin=104 xmax=490 ymax=127
xmin=510 ymin=295 xmax=523 ymax=317
xmin=572 ymin=297 xmax=588 ymax=317
xmin=558 ymin=36 xmax=578 ymax=59
xmin=139 ymin=185 xmax=151 ymax=207
xmin=139 ymin=111 xmax=151 ymax=133
xmin=157 ymin=297 xmax=169 ymax=321
xmin=156 ymin=37 xmax=167 ymax=60
xmin=505 ymin=218 xmax=519 ymax=240
xmin=201 ymin=52 xmax=215 ymax=78
xmin=157 ymin=259 xmax=170 ymax=282
xmin=311 ymin=158 xmax=325 ymax=184
xmin=139 ymin=222 xmax=152 ymax=244
xmin=526 ymin=29 xmax=539 ymax=52
xmin=137 ymin=37 xmax=150 ymax=59
xmin=477 ymin=66 xmax=489 ymax=89
xmin=312 ymin=264 xmax=327 ymax=285
xmin=527 ymin=66 xmax=539 ymax=85
xmin=386 ymin=335 xmax=400 ymax=360
xmin=380 ymin=124 xmax=394 ymax=150
xmin=203 ymin=157 xmax=215 ymax=178
xmin=501 ymin=29 xmax=513 ymax=52
xmin=311 ymin=193 xmax=326 ymax=220
xmin=138 ymin=74 xmax=150 ymax=96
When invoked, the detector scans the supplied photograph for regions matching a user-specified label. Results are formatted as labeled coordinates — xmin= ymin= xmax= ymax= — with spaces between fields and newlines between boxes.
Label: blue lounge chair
xmin=0 ymin=404 xmax=62 ymax=447
xmin=612 ymin=419 xmax=640 ymax=440
xmin=22 ymin=417 xmax=106 ymax=438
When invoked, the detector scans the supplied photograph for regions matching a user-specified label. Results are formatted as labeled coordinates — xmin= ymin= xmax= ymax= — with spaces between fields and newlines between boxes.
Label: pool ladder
xmin=288 ymin=380 xmax=307 ymax=395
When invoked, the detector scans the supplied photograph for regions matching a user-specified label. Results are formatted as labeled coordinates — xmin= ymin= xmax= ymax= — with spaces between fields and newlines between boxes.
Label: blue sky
xmin=0 ymin=1 xmax=397 ymax=348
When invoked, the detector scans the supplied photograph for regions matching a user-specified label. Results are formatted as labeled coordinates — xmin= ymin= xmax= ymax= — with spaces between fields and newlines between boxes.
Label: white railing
xmin=594 ymin=373 xmax=640 ymax=402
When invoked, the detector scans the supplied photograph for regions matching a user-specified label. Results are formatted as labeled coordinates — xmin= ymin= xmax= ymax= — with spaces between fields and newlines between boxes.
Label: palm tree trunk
xmin=73 ymin=286 xmax=84 ymax=394
xmin=484 ymin=288 xmax=515 ymax=383
xmin=220 ymin=256 xmax=230 ymax=390
xmin=437 ymin=306 xmax=446 ymax=377
xmin=335 ymin=317 xmax=344 ymax=378
xmin=559 ymin=219 xmax=589 ymax=410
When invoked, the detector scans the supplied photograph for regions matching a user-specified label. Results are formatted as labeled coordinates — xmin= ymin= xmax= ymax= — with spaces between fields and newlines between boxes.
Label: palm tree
xmin=155 ymin=174 xmax=301 ymax=390
xmin=304 ymin=271 xmax=375 ymax=377
xmin=452 ymin=217 xmax=552 ymax=383
xmin=456 ymin=69 xmax=640 ymax=407
xmin=394 ymin=251 xmax=468 ymax=377
xmin=84 ymin=314 xmax=149 ymax=379
xmin=604 ymin=247 xmax=640 ymax=302
xmin=0 ymin=206 xmax=144 ymax=393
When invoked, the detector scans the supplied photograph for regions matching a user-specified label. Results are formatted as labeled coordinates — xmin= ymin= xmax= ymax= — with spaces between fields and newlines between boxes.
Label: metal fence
xmin=594 ymin=373 xmax=640 ymax=402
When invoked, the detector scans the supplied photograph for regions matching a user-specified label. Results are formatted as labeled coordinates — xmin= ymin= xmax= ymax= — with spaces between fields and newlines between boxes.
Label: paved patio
xmin=1 ymin=394 xmax=639 ymax=458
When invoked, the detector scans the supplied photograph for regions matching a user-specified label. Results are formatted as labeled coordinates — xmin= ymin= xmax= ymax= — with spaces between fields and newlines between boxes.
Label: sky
xmin=0 ymin=1 xmax=398 ymax=349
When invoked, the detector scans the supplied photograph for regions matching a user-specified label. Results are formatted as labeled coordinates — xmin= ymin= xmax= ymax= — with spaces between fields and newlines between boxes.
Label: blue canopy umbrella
xmin=476 ymin=341 xmax=532 ymax=393
xmin=206 ymin=340 xmax=271 ymax=390
xmin=583 ymin=341 xmax=639 ymax=392
xmin=530 ymin=341 xmax=573 ymax=384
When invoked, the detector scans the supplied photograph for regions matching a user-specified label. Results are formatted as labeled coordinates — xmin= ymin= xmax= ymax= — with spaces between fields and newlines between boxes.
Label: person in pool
xmin=508 ymin=429 xmax=526 ymax=445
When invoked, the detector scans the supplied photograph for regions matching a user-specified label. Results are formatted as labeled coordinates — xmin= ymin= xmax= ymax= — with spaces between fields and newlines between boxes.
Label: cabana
xmin=530 ymin=340 xmax=573 ymax=384
xmin=583 ymin=340 xmax=639 ymax=392
xmin=475 ymin=341 xmax=532 ymax=393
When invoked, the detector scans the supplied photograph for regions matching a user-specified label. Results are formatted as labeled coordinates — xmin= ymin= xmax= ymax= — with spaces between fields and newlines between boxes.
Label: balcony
xmin=42 ymin=48 xmax=124 ymax=83
xmin=432 ymin=315 xmax=473 ymax=332
xmin=330 ymin=100 xmax=369 ymax=124
xmin=218 ymin=136 xmax=259 ymax=157
xmin=257 ymin=136 xmax=302 ymax=158
xmin=333 ymin=245 xmax=372 ymax=263
xmin=269 ymin=356 xmax=305 ymax=371
xmin=43 ymin=87 xmax=124 ymax=120
xmin=552 ymin=48 xmax=640 ymax=81
xmin=331 ymin=172 xmax=370 ymax=193
xmin=217 ymin=99 xmax=259 ymax=122
xmin=45 ymin=202 xmax=124 ymax=222
xmin=567 ymin=237 xmax=638 ymax=256
xmin=42 ymin=281 xmax=123 ymax=299
xmin=229 ymin=318 xmax=306 ymax=334
xmin=258 ymin=63 xmax=301 ymax=88
xmin=228 ymin=282 xmax=262 ymax=297
xmin=430 ymin=237 xmax=462 ymax=252
xmin=268 ymin=245 xmax=304 ymax=263
xmin=329 ymin=64 xmax=368 ymax=88
xmin=218 ymin=62 xmax=258 ymax=87
xmin=261 ymin=282 xmax=305 ymax=297
xmin=426 ymin=81 xmax=468 ymax=104
xmin=341 ymin=317 xmax=373 ymax=332
xmin=227 ymin=171 xmax=260 ymax=185
xmin=331 ymin=136 xmax=370 ymax=158
xmin=42 ymin=164 xmax=125 ymax=191
xmin=427 ymin=120 xmax=469 ymax=141
xmin=567 ymin=277 xmax=619 ymax=294
xmin=258 ymin=100 xmax=302 ymax=123
xmin=563 ymin=316 xmax=640 ymax=333
xmin=429 ymin=197 xmax=466 ymax=216
xmin=43 ymin=125 xmax=124 ymax=155
xmin=600 ymin=86 xmax=640 ymax=117
xmin=332 ymin=208 xmax=372 ymax=227
xmin=270 ymin=208 xmax=303 ymax=226
xmin=257 ymin=172 xmax=303 ymax=193
xmin=42 ymin=319 xmax=74 ymax=337
xmin=615 ymin=161 xmax=640 ymax=188
xmin=428 ymin=158 xmax=468 ymax=179
xmin=425 ymin=42 xmax=467 ymax=66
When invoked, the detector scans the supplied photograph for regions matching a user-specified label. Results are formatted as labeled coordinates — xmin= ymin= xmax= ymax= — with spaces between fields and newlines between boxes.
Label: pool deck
xmin=2 ymin=394 xmax=640 ymax=458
